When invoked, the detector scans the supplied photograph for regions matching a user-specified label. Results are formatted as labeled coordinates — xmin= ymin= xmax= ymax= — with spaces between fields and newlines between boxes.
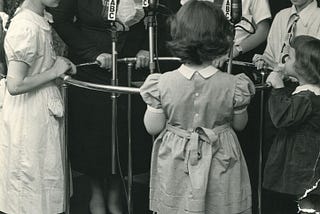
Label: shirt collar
xmin=290 ymin=0 xmax=317 ymax=27
xmin=14 ymin=8 xmax=52 ymax=31
xmin=292 ymin=84 xmax=320 ymax=96
xmin=178 ymin=64 xmax=219 ymax=80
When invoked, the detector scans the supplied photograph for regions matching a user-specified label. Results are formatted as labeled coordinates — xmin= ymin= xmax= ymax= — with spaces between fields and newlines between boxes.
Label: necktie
xmin=280 ymin=14 xmax=300 ymax=63
xmin=287 ymin=14 xmax=299 ymax=44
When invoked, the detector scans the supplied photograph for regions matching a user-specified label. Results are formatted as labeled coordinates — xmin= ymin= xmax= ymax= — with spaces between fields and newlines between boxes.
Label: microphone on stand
xmin=142 ymin=0 xmax=149 ymax=8
xmin=227 ymin=0 xmax=242 ymax=74
xmin=102 ymin=0 xmax=120 ymax=176
xmin=107 ymin=0 xmax=117 ymax=21
xmin=230 ymin=0 xmax=242 ymax=24
xmin=142 ymin=0 xmax=159 ymax=11
xmin=142 ymin=0 xmax=159 ymax=73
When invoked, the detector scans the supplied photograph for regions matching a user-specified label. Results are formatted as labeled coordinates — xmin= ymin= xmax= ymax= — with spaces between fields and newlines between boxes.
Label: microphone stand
xmin=227 ymin=23 xmax=235 ymax=74
xmin=227 ymin=0 xmax=242 ymax=74
xmin=110 ymin=21 xmax=118 ymax=175
xmin=257 ymin=69 xmax=268 ymax=214
xmin=145 ymin=3 xmax=158 ymax=73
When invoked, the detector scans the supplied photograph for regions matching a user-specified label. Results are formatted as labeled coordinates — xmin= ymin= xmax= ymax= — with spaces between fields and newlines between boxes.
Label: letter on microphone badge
xmin=107 ymin=0 xmax=117 ymax=21
xmin=142 ymin=0 xmax=149 ymax=7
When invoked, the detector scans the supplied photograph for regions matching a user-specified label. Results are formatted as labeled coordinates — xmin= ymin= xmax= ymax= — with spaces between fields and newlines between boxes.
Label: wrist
xmin=47 ymin=65 xmax=59 ymax=79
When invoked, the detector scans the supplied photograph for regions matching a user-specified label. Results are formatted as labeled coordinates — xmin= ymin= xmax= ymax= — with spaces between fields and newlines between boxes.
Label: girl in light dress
xmin=140 ymin=1 xmax=255 ymax=213
xmin=0 ymin=0 xmax=76 ymax=213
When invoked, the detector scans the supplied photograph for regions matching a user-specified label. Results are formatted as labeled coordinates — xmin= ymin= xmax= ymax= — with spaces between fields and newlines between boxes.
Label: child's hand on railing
xmin=266 ymin=70 xmax=285 ymax=89
xmin=52 ymin=56 xmax=76 ymax=78
xmin=252 ymin=54 xmax=277 ymax=71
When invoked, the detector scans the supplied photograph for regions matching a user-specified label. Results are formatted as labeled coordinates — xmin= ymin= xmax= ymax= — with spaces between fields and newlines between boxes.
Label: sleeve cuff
xmin=147 ymin=105 xmax=164 ymax=113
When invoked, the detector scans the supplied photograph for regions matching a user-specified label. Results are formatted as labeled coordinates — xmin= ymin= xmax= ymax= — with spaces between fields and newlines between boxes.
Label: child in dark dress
xmin=264 ymin=35 xmax=320 ymax=213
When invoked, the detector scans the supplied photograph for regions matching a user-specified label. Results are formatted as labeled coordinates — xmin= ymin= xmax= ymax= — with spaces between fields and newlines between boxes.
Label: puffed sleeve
xmin=4 ymin=21 xmax=38 ymax=66
xmin=140 ymin=73 xmax=163 ymax=113
xmin=233 ymin=73 xmax=256 ymax=114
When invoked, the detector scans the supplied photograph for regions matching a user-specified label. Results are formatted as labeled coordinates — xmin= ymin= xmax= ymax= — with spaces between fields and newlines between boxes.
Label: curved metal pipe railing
xmin=62 ymin=75 xmax=140 ymax=94
xmin=0 ymin=56 xmax=268 ymax=214
xmin=2 ymin=57 xmax=271 ymax=214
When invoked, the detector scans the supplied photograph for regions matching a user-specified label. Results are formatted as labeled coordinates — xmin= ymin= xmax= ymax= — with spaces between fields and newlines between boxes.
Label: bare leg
xmin=106 ymin=175 xmax=124 ymax=214
xmin=89 ymin=176 xmax=106 ymax=214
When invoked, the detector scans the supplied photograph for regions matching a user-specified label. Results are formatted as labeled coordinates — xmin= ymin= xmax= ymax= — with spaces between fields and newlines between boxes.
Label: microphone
xmin=142 ymin=0 xmax=149 ymax=7
xmin=230 ymin=0 xmax=242 ymax=24
xmin=142 ymin=0 xmax=159 ymax=11
xmin=107 ymin=0 xmax=117 ymax=21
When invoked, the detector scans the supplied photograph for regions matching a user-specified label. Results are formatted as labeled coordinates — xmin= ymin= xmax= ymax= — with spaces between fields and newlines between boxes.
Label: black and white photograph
xmin=0 ymin=0 xmax=320 ymax=213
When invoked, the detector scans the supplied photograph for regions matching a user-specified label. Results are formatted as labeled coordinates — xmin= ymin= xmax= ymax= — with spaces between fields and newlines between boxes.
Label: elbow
xmin=143 ymin=109 xmax=166 ymax=136
xmin=145 ymin=126 xmax=163 ymax=136
xmin=232 ymin=122 xmax=247 ymax=131
xmin=7 ymin=86 xmax=20 ymax=96
xmin=144 ymin=120 xmax=165 ymax=136
xmin=232 ymin=111 xmax=248 ymax=131
xmin=7 ymin=83 xmax=24 ymax=96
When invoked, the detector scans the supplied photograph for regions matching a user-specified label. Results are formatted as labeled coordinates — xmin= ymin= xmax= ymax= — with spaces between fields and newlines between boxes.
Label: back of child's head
xmin=167 ymin=0 xmax=233 ymax=65
xmin=291 ymin=35 xmax=320 ymax=85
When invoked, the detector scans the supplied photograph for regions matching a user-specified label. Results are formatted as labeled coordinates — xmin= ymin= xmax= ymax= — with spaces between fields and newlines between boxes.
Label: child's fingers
xmin=252 ymin=54 xmax=263 ymax=63
xmin=67 ymin=62 xmax=77 ymax=75
xmin=255 ymin=60 xmax=265 ymax=70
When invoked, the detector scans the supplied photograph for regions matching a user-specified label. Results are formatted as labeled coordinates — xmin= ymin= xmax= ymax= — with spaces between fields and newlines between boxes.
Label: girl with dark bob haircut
xmin=291 ymin=36 xmax=320 ymax=85
xmin=140 ymin=1 xmax=255 ymax=213
xmin=167 ymin=0 xmax=234 ymax=65
xmin=264 ymin=35 xmax=320 ymax=213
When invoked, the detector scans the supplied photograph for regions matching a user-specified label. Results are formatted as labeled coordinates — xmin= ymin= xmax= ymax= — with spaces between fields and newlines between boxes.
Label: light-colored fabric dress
xmin=0 ymin=9 xmax=65 ymax=214
xmin=140 ymin=65 xmax=255 ymax=214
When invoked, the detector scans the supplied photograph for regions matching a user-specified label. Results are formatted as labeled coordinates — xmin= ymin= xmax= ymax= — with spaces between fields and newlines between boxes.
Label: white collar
xmin=292 ymin=84 xmax=320 ymax=95
xmin=13 ymin=8 xmax=52 ymax=31
xmin=178 ymin=64 xmax=219 ymax=80
xmin=290 ymin=0 xmax=318 ymax=27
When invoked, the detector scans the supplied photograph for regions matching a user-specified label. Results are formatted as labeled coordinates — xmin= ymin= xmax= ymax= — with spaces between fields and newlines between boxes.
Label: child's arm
xmin=234 ymin=19 xmax=270 ymax=58
xmin=143 ymin=107 xmax=166 ymax=136
xmin=268 ymin=90 xmax=312 ymax=128
xmin=232 ymin=110 xmax=248 ymax=131
xmin=266 ymin=70 xmax=313 ymax=128
xmin=6 ymin=56 xmax=75 ymax=95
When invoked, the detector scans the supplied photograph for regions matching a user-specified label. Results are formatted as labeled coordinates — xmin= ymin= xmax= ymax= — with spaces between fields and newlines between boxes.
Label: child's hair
xmin=290 ymin=35 xmax=320 ymax=85
xmin=167 ymin=0 xmax=233 ymax=65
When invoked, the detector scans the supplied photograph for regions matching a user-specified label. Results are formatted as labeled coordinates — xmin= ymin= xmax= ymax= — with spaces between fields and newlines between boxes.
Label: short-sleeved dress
xmin=140 ymin=64 xmax=255 ymax=214
xmin=0 ymin=9 xmax=65 ymax=214
xmin=263 ymin=85 xmax=320 ymax=196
